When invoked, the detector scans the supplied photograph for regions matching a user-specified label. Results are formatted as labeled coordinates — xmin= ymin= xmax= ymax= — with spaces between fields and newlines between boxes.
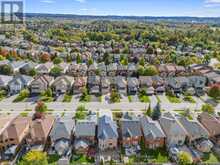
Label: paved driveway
xmin=120 ymin=94 xmax=129 ymax=103
xmin=130 ymin=95 xmax=139 ymax=102
xmin=149 ymin=95 xmax=158 ymax=109
xmin=157 ymin=94 xmax=169 ymax=103
xmin=1 ymin=94 xmax=18 ymax=103
xmin=55 ymin=94 xmax=64 ymax=102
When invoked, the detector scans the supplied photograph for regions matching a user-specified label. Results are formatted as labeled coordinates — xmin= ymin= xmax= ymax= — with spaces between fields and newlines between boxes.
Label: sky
xmin=22 ymin=0 xmax=220 ymax=17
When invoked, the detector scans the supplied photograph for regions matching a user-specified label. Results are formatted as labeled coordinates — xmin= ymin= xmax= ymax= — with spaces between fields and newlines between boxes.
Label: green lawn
xmin=202 ymin=153 xmax=220 ymax=164
xmin=80 ymin=95 xmax=91 ymax=102
xmin=20 ymin=112 xmax=28 ymax=117
xmin=128 ymin=96 xmax=132 ymax=102
xmin=139 ymin=95 xmax=150 ymax=103
xmin=70 ymin=155 xmax=94 ymax=165
xmin=166 ymin=95 xmax=181 ymax=103
xmin=39 ymin=96 xmax=54 ymax=102
xmin=48 ymin=154 xmax=60 ymax=165
xmin=63 ymin=94 xmax=72 ymax=102
xmin=183 ymin=96 xmax=196 ymax=103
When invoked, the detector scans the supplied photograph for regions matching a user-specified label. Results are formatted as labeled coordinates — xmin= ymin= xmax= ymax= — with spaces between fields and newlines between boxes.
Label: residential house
xmin=159 ymin=112 xmax=187 ymax=147
xmin=176 ymin=115 xmax=212 ymax=153
xmin=127 ymin=63 xmax=137 ymax=77
xmin=190 ymin=64 xmax=213 ymax=75
xmin=98 ymin=62 xmax=107 ymax=77
xmin=139 ymin=76 xmax=154 ymax=95
xmin=120 ymin=114 xmax=142 ymax=147
xmin=8 ymin=61 xmax=27 ymax=73
xmin=204 ymin=71 xmax=220 ymax=85
xmin=30 ymin=75 xmax=54 ymax=94
xmin=127 ymin=77 xmax=139 ymax=95
xmin=115 ymin=76 xmax=127 ymax=95
xmin=74 ymin=120 xmax=96 ymax=154
xmin=98 ymin=115 xmax=118 ymax=151
xmin=0 ymin=75 xmax=13 ymax=89
xmin=189 ymin=76 xmax=206 ymax=96
xmin=19 ymin=62 xmax=38 ymax=75
xmin=50 ymin=117 xmax=75 ymax=157
xmin=78 ymin=63 xmax=88 ymax=77
xmin=117 ymin=64 xmax=127 ymax=77
xmin=140 ymin=117 xmax=166 ymax=149
xmin=51 ymin=76 xmax=74 ymax=95
xmin=0 ymin=116 xmax=31 ymax=160
xmin=107 ymin=63 xmax=117 ymax=77
xmin=36 ymin=62 xmax=54 ymax=74
xmin=101 ymin=77 xmax=111 ymax=95
xmin=88 ymin=76 xmax=101 ymax=95
xmin=166 ymin=77 xmax=188 ymax=95
xmin=8 ymin=75 xmax=33 ymax=95
xmin=66 ymin=63 xmax=79 ymax=77
xmin=198 ymin=112 xmax=220 ymax=145
xmin=26 ymin=116 xmax=55 ymax=150
xmin=88 ymin=63 xmax=98 ymax=76
xmin=57 ymin=63 xmax=70 ymax=74
xmin=175 ymin=66 xmax=186 ymax=76
xmin=152 ymin=76 xmax=166 ymax=94
xmin=73 ymin=77 xmax=87 ymax=94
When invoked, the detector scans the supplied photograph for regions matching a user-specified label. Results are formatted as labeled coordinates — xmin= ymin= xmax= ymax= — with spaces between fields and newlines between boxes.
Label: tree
xmin=146 ymin=104 xmax=152 ymax=117
xmin=40 ymin=53 xmax=51 ymax=63
xmin=139 ymin=57 xmax=145 ymax=66
xmin=29 ymin=68 xmax=37 ymax=76
xmin=88 ymin=58 xmax=94 ymax=65
xmin=35 ymin=101 xmax=47 ymax=119
xmin=0 ymin=64 xmax=13 ymax=75
xmin=208 ymin=86 xmax=220 ymax=99
xmin=144 ymin=65 xmax=158 ymax=76
xmin=137 ymin=65 xmax=145 ymax=76
xmin=152 ymin=102 xmax=161 ymax=120
xmin=42 ymin=88 xmax=53 ymax=97
xmin=75 ymin=105 xmax=87 ymax=120
xmin=177 ymin=151 xmax=193 ymax=165
xmin=110 ymin=89 xmax=120 ymax=103
xmin=80 ymin=87 xmax=90 ymax=102
xmin=53 ymin=57 xmax=63 ymax=64
xmin=201 ymin=104 xmax=214 ymax=114
xmin=76 ymin=54 xmax=82 ymax=64
xmin=20 ymin=150 xmax=48 ymax=165
xmin=50 ymin=66 xmax=63 ymax=77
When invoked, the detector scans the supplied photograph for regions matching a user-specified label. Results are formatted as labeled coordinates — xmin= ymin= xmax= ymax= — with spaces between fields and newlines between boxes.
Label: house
xmin=78 ymin=63 xmax=88 ymax=77
xmin=30 ymin=75 xmax=54 ymax=94
xmin=50 ymin=117 xmax=75 ymax=157
xmin=117 ymin=64 xmax=127 ymax=77
xmin=127 ymin=63 xmax=137 ymax=76
xmin=73 ymin=77 xmax=87 ymax=94
xmin=152 ymin=76 xmax=166 ymax=94
xmin=120 ymin=114 xmax=142 ymax=147
xmin=115 ymin=76 xmax=127 ymax=95
xmin=0 ymin=75 xmax=13 ymax=89
xmin=176 ymin=115 xmax=212 ymax=153
xmin=98 ymin=115 xmax=118 ymax=151
xmin=88 ymin=76 xmax=101 ymax=95
xmin=204 ymin=71 xmax=220 ymax=85
xmin=66 ymin=63 xmax=79 ymax=77
xmin=0 ymin=116 xmax=31 ymax=160
xmin=57 ymin=63 xmax=70 ymax=74
xmin=36 ymin=62 xmax=54 ymax=74
xmin=188 ymin=76 xmax=206 ymax=96
xmin=26 ymin=116 xmax=55 ymax=150
xmin=198 ymin=112 xmax=220 ymax=145
xmin=8 ymin=75 xmax=33 ymax=95
xmin=8 ymin=61 xmax=27 ymax=73
xmin=139 ymin=76 xmax=154 ymax=95
xmin=88 ymin=63 xmax=98 ymax=76
xmin=101 ymin=77 xmax=111 ymax=95
xmin=98 ymin=62 xmax=107 ymax=76
xmin=165 ymin=64 xmax=177 ymax=77
xmin=19 ymin=62 xmax=38 ymax=75
xmin=140 ymin=117 xmax=166 ymax=149
xmin=51 ymin=76 xmax=74 ymax=95
xmin=0 ymin=115 xmax=17 ymax=137
xmin=190 ymin=64 xmax=213 ymax=75
xmin=74 ymin=120 xmax=96 ymax=154
xmin=175 ymin=66 xmax=186 ymax=76
xmin=107 ymin=63 xmax=117 ymax=77
xmin=127 ymin=77 xmax=139 ymax=95
xmin=166 ymin=77 xmax=188 ymax=95
xmin=159 ymin=112 xmax=187 ymax=147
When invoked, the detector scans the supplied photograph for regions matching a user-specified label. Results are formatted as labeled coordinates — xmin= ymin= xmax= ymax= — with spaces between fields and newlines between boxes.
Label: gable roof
xmin=75 ymin=120 xmax=96 ymax=137
xmin=50 ymin=117 xmax=75 ymax=142
xmin=8 ymin=75 xmax=33 ymax=86
xmin=52 ymin=75 xmax=74 ymax=87
xmin=0 ymin=75 xmax=13 ymax=87
xmin=31 ymin=75 xmax=54 ymax=86
xmin=98 ymin=115 xmax=118 ymax=140
xmin=140 ymin=117 xmax=166 ymax=139
xmin=0 ymin=115 xmax=17 ymax=135
xmin=121 ymin=118 xmax=142 ymax=138
xmin=177 ymin=115 xmax=209 ymax=141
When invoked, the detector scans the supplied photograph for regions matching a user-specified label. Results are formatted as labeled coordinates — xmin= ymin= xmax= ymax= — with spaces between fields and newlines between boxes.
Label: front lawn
xmin=202 ymin=152 xmax=220 ymax=164
xmin=63 ymin=94 xmax=72 ymax=102
xmin=80 ymin=95 xmax=91 ymax=102
xmin=20 ymin=112 xmax=28 ymax=117
xmin=39 ymin=96 xmax=54 ymax=102
xmin=139 ymin=95 xmax=150 ymax=103
xmin=70 ymin=154 xmax=94 ymax=165
xmin=13 ymin=89 xmax=29 ymax=102
xmin=166 ymin=95 xmax=181 ymax=103
xmin=128 ymin=95 xmax=132 ymax=102
xmin=48 ymin=154 xmax=60 ymax=165
xmin=183 ymin=96 xmax=196 ymax=103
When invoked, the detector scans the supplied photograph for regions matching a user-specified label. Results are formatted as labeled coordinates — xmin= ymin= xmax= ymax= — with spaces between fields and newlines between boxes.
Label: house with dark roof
xmin=50 ymin=117 xmax=75 ymax=157
xmin=127 ymin=77 xmax=139 ymax=95
xmin=88 ymin=76 xmax=101 ymax=95
xmin=73 ymin=77 xmax=87 ymax=94
xmin=8 ymin=75 xmax=33 ymax=95
xmin=140 ymin=117 xmax=166 ymax=149
xmin=36 ymin=62 xmax=54 ymax=74
xmin=74 ymin=120 xmax=96 ymax=154
xmin=88 ymin=63 xmax=98 ymax=76
xmin=107 ymin=63 xmax=117 ymax=77
xmin=127 ymin=63 xmax=137 ymax=77
xmin=119 ymin=114 xmax=142 ymax=147
xmin=117 ymin=64 xmax=127 ymax=77
xmin=98 ymin=62 xmax=107 ymax=77
xmin=98 ymin=115 xmax=118 ymax=151
xmin=101 ymin=77 xmax=111 ymax=95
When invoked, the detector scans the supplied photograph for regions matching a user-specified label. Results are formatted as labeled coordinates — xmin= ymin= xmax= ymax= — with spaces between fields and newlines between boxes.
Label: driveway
xmin=120 ymin=94 xmax=129 ymax=103
xmin=149 ymin=95 xmax=158 ymax=109
xmin=130 ymin=95 xmax=139 ymax=102
xmin=2 ymin=94 xmax=18 ymax=103
xmin=72 ymin=94 xmax=80 ymax=103
xmin=25 ymin=96 xmax=39 ymax=103
xmin=157 ymin=94 xmax=169 ymax=103
xmin=55 ymin=94 xmax=64 ymax=102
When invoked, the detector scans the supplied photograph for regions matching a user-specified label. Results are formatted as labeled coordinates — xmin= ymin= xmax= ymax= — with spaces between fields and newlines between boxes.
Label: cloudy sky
xmin=23 ymin=0 xmax=220 ymax=17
